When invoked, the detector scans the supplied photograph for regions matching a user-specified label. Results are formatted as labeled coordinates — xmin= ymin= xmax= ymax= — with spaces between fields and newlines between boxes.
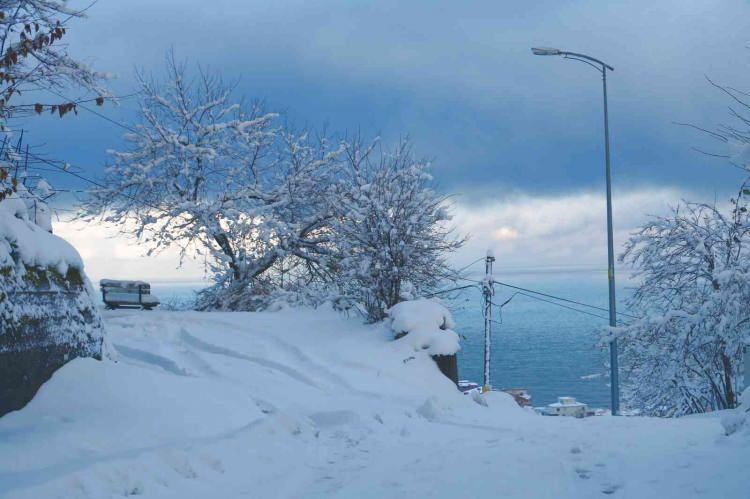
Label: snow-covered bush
xmin=388 ymin=299 xmax=460 ymax=356
xmin=333 ymin=138 xmax=464 ymax=322
xmin=618 ymin=192 xmax=750 ymax=416
xmin=82 ymin=55 xmax=342 ymax=310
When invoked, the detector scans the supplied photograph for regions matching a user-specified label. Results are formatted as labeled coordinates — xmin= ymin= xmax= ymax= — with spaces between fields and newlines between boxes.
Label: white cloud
xmin=449 ymin=186 xmax=690 ymax=273
xmin=53 ymin=219 xmax=206 ymax=284
xmin=53 ymin=186 xmax=691 ymax=283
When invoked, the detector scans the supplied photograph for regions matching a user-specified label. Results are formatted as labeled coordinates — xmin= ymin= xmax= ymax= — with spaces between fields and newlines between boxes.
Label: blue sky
xmin=26 ymin=0 xmax=750 ymax=279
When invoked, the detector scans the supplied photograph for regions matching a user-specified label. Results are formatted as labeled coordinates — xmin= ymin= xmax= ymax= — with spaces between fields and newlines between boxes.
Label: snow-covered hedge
xmin=388 ymin=299 xmax=460 ymax=356
xmin=0 ymin=192 xmax=103 ymax=416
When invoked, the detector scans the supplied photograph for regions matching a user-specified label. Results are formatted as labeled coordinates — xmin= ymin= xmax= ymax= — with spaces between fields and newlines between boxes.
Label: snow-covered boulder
xmin=0 ymin=193 xmax=103 ymax=417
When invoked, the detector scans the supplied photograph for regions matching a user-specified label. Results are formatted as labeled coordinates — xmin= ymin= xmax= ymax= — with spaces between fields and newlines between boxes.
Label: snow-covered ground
xmin=0 ymin=308 xmax=747 ymax=498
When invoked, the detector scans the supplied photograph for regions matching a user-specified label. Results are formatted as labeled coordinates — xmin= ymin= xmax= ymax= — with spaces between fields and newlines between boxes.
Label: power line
xmin=21 ymin=149 xmax=162 ymax=212
xmin=43 ymin=87 xmax=144 ymax=136
xmin=451 ymin=275 xmax=639 ymax=320
xmin=492 ymin=292 xmax=610 ymax=321
xmin=494 ymin=280 xmax=640 ymax=320
xmin=454 ymin=257 xmax=485 ymax=274
xmin=424 ymin=283 xmax=479 ymax=298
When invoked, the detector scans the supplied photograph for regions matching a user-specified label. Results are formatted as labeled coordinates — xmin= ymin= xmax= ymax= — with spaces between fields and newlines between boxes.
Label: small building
xmin=545 ymin=396 xmax=587 ymax=418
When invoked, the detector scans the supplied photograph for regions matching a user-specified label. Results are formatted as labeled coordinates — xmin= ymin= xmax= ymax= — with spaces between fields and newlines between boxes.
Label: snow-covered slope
xmin=0 ymin=308 xmax=747 ymax=498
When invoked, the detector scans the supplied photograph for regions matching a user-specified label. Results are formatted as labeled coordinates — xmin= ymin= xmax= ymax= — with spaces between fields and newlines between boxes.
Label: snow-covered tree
xmin=81 ymin=55 xmax=342 ymax=310
xmin=333 ymin=137 xmax=465 ymax=322
xmin=618 ymin=189 xmax=750 ymax=416
xmin=0 ymin=0 xmax=107 ymax=200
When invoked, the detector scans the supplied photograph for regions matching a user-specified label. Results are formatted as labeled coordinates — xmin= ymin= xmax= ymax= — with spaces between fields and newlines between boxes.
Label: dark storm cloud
xmin=22 ymin=0 xmax=750 ymax=201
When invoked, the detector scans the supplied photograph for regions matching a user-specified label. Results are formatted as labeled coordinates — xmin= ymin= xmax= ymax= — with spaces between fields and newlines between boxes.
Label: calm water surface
xmin=450 ymin=269 xmax=633 ymax=408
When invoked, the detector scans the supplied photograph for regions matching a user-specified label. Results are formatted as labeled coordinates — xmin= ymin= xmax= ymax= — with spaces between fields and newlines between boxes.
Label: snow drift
xmin=1 ymin=308 xmax=748 ymax=498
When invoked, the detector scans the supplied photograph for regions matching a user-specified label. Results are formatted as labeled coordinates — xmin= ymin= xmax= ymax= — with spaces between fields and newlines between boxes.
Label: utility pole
xmin=482 ymin=250 xmax=495 ymax=392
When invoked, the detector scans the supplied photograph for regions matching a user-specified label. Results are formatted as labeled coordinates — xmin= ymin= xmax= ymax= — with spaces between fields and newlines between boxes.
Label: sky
xmin=21 ymin=0 xmax=750 ymax=281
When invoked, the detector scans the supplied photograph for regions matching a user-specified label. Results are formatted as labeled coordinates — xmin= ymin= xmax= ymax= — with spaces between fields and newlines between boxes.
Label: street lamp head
xmin=531 ymin=47 xmax=562 ymax=56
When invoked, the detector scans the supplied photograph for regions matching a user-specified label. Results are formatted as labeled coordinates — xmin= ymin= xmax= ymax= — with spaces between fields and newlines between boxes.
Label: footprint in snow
xmin=575 ymin=467 xmax=592 ymax=480
xmin=601 ymin=483 xmax=622 ymax=495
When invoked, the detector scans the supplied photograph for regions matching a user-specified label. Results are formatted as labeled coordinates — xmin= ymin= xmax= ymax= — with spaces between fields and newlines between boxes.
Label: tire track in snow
xmin=177 ymin=316 xmax=385 ymax=399
xmin=179 ymin=329 xmax=322 ymax=389
xmin=112 ymin=343 xmax=191 ymax=377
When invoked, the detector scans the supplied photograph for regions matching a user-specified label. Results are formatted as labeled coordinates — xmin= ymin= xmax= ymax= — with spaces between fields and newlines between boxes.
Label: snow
xmin=1 ymin=308 xmax=748 ymax=498
xmin=388 ymin=299 xmax=460 ymax=355
xmin=0 ymin=193 xmax=82 ymax=272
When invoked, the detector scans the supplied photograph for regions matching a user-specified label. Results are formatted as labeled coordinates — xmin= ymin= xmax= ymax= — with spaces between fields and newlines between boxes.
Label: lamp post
xmin=531 ymin=47 xmax=620 ymax=415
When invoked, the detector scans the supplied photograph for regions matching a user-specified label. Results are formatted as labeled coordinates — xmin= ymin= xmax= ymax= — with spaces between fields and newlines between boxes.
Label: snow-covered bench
xmin=100 ymin=279 xmax=160 ymax=310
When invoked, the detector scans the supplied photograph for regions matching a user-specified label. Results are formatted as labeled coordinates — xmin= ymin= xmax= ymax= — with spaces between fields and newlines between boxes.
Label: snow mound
xmin=388 ymin=298 xmax=460 ymax=355
xmin=0 ymin=191 xmax=82 ymax=272
xmin=721 ymin=387 xmax=750 ymax=436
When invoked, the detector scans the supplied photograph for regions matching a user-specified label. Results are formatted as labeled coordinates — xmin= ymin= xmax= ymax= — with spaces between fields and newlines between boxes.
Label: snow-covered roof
xmin=100 ymin=279 xmax=150 ymax=287
xmin=548 ymin=396 xmax=587 ymax=408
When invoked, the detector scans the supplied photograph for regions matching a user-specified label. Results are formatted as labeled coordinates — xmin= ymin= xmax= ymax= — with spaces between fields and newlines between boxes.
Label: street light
xmin=531 ymin=47 xmax=620 ymax=416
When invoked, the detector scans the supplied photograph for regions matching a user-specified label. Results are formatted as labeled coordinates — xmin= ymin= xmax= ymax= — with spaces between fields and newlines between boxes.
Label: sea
xmin=449 ymin=268 xmax=633 ymax=409
xmin=144 ymin=268 xmax=633 ymax=409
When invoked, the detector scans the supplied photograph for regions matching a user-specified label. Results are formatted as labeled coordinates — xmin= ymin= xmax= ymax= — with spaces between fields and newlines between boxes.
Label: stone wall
xmin=0 ymin=265 xmax=103 ymax=416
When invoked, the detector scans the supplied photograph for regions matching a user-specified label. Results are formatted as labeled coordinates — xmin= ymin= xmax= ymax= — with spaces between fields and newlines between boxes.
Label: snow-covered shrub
xmin=81 ymin=55 xmax=342 ymax=310
xmin=333 ymin=138 xmax=465 ymax=322
xmin=388 ymin=299 xmax=460 ymax=356
xmin=0 ymin=191 xmax=103 ymax=416
xmin=196 ymin=280 xmax=354 ymax=313
xmin=618 ymin=192 xmax=750 ymax=416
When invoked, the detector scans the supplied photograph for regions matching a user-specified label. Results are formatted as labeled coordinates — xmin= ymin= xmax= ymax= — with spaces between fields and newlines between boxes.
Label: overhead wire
xmin=447 ymin=274 xmax=638 ymax=321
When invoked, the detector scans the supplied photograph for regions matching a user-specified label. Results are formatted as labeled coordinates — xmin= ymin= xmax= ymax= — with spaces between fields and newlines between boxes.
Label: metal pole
xmin=602 ymin=67 xmax=620 ymax=416
xmin=483 ymin=251 xmax=495 ymax=391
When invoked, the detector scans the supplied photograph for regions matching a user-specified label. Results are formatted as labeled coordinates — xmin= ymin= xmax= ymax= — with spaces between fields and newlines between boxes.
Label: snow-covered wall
xmin=0 ymin=193 xmax=103 ymax=416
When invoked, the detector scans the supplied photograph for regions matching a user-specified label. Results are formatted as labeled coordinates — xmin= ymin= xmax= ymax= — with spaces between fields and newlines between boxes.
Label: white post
xmin=483 ymin=250 xmax=495 ymax=391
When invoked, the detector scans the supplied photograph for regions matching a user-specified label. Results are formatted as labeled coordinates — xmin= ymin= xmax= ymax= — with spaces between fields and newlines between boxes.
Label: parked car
xmin=100 ymin=279 xmax=160 ymax=310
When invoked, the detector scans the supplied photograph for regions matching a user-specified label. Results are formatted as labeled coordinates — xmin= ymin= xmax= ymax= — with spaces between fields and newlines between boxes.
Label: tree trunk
xmin=721 ymin=352 xmax=736 ymax=409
